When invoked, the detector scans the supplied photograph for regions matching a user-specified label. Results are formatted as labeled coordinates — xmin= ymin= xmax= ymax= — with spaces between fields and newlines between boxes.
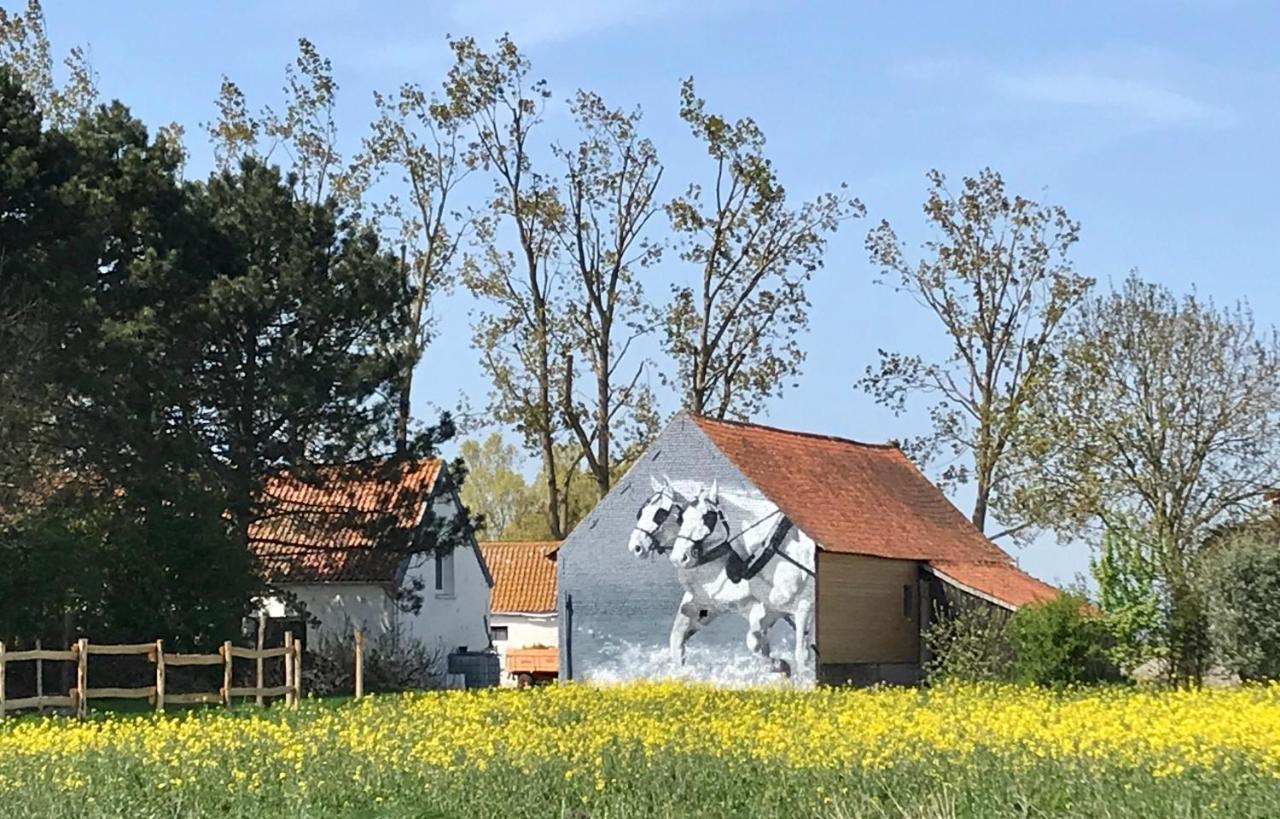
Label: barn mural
xmin=557 ymin=414 xmax=821 ymax=684
xmin=557 ymin=411 xmax=1062 ymax=686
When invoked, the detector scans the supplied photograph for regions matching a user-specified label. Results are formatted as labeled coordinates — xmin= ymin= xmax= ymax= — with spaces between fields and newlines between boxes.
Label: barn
xmin=556 ymin=412 xmax=1057 ymax=685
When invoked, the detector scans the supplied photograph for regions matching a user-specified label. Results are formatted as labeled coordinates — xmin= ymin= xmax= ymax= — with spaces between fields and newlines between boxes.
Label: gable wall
xmin=397 ymin=490 xmax=492 ymax=655
xmin=270 ymin=583 xmax=396 ymax=644
xmin=557 ymin=414 xmax=806 ymax=683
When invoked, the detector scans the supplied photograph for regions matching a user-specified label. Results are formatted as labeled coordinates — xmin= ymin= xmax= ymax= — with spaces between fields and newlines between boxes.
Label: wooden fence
xmin=0 ymin=633 xmax=301 ymax=717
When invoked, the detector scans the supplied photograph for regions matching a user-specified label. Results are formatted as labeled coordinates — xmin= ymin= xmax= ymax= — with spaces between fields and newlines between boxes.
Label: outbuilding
xmin=556 ymin=412 xmax=1057 ymax=685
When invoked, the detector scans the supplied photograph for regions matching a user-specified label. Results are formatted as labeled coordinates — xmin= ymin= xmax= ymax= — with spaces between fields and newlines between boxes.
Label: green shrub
xmin=1203 ymin=523 xmax=1280 ymax=681
xmin=1007 ymin=593 xmax=1119 ymax=685
xmin=1092 ymin=522 xmax=1164 ymax=674
xmin=922 ymin=594 xmax=1015 ymax=683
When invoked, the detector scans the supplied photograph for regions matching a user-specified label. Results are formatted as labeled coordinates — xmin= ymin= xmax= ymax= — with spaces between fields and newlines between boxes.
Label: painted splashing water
xmin=581 ymin=624 xmax=800 ymax=687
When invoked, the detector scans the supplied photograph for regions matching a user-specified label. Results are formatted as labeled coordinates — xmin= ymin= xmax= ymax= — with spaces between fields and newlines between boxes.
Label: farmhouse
xmin=250 ymin=459 xmax=493 ymax=657
xmin=478 ymin=541 xmax=559 ymax=685
xmin=557 ymin=412 xmax=1057 ymax=685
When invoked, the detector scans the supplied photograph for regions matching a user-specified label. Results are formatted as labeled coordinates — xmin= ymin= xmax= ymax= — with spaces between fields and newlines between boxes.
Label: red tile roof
xmin=928 ymin=560 xmax=1060 ymax=610
xmin=690 ymin=414 xmax=1057 ymax=609
xmin=250 ymin=459 xmax=442 ymax=584
xmin=479 ymin=541 xmax=559 ymax=614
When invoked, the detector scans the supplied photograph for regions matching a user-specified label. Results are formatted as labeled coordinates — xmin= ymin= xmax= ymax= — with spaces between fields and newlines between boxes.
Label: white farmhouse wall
xmin=267 ymin=583 xmax=396 ymax=643
xmin=490 ymin=612 xmax=557 ymax=686
xmin=397 ymin=492 xmax=492 ymax=655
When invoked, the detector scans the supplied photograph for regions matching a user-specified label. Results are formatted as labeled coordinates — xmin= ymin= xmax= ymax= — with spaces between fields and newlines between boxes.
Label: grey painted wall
xmin=557 ymin=413 xmax=803 ymax=683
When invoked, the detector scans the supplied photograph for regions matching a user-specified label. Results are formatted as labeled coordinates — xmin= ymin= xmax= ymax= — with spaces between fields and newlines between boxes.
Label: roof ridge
xmin=689 ymin=413 xmax=902 ymax=451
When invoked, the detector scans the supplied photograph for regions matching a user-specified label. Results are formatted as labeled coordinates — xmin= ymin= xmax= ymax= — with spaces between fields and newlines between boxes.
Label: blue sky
xmin=38 ymin=1 xmax=1280 ymax=585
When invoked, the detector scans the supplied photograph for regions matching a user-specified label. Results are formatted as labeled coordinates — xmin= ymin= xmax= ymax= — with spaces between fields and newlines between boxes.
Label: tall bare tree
xmin=355 ymin=77 xmax=473 ymax=452
xmin=861 ymin=168 xmax=1092 ymax=537
xmin=448 ymin=36 xmax=570 ymax=538
xmin=556 ymin=90 xmax=662 ymax=497
xmin=664 ymin=78 xmax=862 ymax=421
xmin=1016 ymin=273 xmax=1280 ymax=681
xmin=207 ymin=38 xmax=348 ymax=208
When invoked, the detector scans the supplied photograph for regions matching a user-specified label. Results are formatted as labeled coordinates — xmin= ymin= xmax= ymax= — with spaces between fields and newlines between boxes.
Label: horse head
xmin=627 ymin=475 xmax=685 ymax=559
xmin=670 ymin=481 xmax=730 ymax=570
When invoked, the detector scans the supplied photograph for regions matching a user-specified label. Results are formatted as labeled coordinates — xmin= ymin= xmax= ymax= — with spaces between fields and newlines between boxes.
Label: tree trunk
xmin=971 ymin=485 xmax=989 ymax=534
xmin=395 ymin=373 xmax=412 ymax=454
xmin=396 ymin=245 xmax=415 ymax=455
xmin=535 ymin=295 xmax=563 ymax=539
xmin=593 ymin=335 xmax=610 ymax=498
xmin=542 ymin=429 xmax=563 ymax=540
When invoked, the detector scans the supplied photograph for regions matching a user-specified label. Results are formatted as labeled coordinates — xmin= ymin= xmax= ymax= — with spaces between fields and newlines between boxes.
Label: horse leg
xmin=668 ymin=593 xmax=700 ymax=666
xmin=792 ymin=598 xmax=814 ymax=683
xmin=745 ymin=604 xmax=771 ymax=664
xmin=748 ymin=606 xmax=791 ymax=677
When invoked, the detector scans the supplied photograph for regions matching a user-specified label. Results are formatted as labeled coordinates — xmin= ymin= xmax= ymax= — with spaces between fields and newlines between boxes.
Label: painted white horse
xmin=670 ymin=481 xmax=816 ymax=681
xmin=627 ymin=476 xmax=804 ymax=677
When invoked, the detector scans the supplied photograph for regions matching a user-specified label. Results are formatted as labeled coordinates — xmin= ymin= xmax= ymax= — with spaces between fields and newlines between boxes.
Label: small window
xmin=903 ymin=584 xmax=914 ymax=619
xmin=434 ymin=551 xmax=455 ymax=597
xmin=490 ymin=626 xmax=509 ymax=642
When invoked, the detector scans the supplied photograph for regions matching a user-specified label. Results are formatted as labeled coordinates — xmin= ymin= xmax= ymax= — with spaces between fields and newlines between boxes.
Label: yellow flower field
xmin=2 ymin=683 xmax=1278 ymax=818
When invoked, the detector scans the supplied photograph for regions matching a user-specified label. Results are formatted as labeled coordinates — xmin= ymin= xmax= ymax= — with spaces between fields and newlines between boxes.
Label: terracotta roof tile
xmin=479 ymin=541 xmax=559 ymax=614
xmin=928 ymin=560 xmax=1060 ymax=609
xmin=250 ymin=459 xmax=442 ymax=584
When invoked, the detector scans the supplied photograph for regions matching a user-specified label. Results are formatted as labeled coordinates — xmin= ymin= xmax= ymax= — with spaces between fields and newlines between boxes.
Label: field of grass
xmin=2 ymin=682 xmax=1279 ymax=818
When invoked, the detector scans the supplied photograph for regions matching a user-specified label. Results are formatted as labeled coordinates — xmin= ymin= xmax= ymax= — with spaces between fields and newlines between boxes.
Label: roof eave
xmin=922 ymin=563 xmax=1018 ymax=611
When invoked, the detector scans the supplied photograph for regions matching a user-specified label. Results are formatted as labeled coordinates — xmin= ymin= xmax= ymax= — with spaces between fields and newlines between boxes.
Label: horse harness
xmin=680 ymin=508 xmax=816 ymax=581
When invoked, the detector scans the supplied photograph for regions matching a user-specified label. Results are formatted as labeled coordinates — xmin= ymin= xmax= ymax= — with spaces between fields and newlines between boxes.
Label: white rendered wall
xmin=396 ymin=492 xmax=492 ymax=656
xmin=268 ymin=583 xmax=396 ymax=644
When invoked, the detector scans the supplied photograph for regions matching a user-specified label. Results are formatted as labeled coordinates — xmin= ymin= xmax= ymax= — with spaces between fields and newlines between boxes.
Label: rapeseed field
xmin=2 ymin=682 xmax=1278 ymax=817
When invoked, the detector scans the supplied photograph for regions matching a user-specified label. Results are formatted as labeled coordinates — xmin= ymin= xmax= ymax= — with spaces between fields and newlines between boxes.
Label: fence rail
xmin=0 ymin=634 xmax=302 ymax=717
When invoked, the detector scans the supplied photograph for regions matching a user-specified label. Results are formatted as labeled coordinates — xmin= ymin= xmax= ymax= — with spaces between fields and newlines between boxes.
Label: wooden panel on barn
xmin=815 ymin=552 xmax=921 ymax=682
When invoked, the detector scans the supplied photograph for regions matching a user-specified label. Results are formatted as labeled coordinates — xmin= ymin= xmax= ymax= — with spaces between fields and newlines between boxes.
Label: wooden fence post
xmin=255 ymin=613 xmax=265 ymax=707
xmin=221 ymin=641 xmax=233 ymax=709
xmin=75 ymin=638 xmax=88 ymax=718
xmin=154 ymin=639 xmax=165 ymax=714
xmin=1 ymin=641 xmax=7 ymax=718
xmin=34 ymin=638 xmax=43 ymax=713
xmin=283 ymin=632 xmax=294 ymax=708
xmin=354 ymin=629 xmax=364 ymax=700
xmin=293 ymin=638 xmax=303 ymax=708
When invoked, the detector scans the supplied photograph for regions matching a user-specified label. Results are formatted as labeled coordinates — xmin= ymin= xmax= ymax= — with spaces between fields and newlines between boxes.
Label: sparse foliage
xmin=861 ymin=168 xmax=1092 ymax=537
xmin=922 ymin=594 xmax=1014 ymax=683
xmin=556 ymin=90 xmax=663 ymax=495
xmin=0 ymin=0 xmax=96 ymax=127
xmin=356 ymin=73 xmax=474 ymax=451
xmin=449 ymin=35 xmax=570 ymax=537
xmin=207 ymin=38 xmax=351 ymax=208
xmin=664 ymin=78 xmax=862 ymax=420
xmin=304 ymin=621 xmax=446 ymax=695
